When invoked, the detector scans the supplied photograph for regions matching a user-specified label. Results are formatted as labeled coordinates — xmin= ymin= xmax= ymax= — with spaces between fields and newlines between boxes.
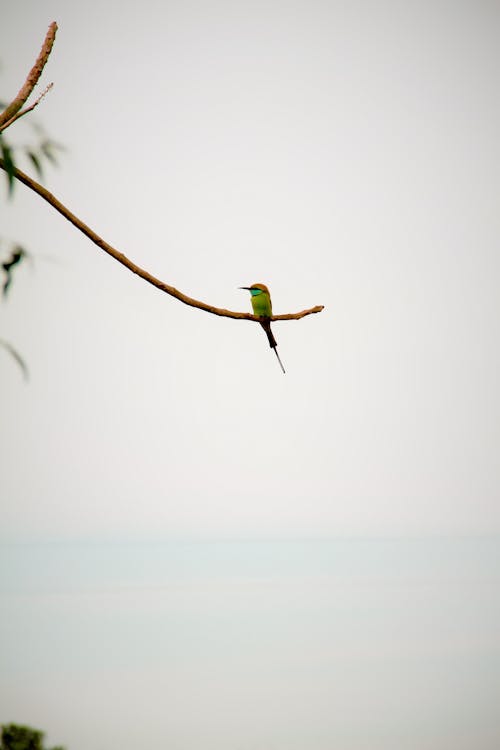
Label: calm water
xmin=1 ymin=537 xmax=499 ymax=750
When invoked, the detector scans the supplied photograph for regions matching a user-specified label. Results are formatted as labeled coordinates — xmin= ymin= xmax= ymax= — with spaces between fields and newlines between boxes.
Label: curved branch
xmin=0 ymin=158 xmax=324 ymax=322
xmin=0 ymin=22 xmax=58 ymax=130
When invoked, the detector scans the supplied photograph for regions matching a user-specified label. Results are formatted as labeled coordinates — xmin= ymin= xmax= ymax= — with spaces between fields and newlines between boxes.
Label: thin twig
xmin=0 ymin=83 xmax=54 ymax=133
xmin=0 ymin=158 xmax=324 ymax=322
xmin=0 ymin=22 xmax=58 ymax=130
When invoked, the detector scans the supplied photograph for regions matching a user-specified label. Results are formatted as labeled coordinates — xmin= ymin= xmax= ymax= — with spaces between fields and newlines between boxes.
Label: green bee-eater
xmin=240 ymin=283 xmax=285 ymax=373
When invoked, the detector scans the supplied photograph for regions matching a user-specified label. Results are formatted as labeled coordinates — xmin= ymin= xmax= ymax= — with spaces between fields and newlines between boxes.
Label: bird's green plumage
xmin=240 ymin=282 xmax=285 ymax=373
xmin=249 ymin=286 xmax=272 ymax=317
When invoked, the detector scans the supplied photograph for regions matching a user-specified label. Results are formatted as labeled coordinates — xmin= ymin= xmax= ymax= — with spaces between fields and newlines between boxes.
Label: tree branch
xmin=0 ymin=158 xmax=324 ymax=322
xmin=0 ymin=22 xmax=58 ymax=130
xmin=0 ymin=83 xmax=54 ymax=133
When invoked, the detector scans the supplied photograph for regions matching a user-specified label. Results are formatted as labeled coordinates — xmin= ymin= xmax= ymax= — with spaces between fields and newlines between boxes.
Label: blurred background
xmin=1 ymin=1 xmax=499 ymax=748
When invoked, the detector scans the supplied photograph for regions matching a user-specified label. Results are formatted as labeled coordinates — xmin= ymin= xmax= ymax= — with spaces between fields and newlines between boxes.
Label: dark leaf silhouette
xmin=2 ymin=245 xmax=26 ymax=296
xmin=26 ymin=149 xmax=44 ymax=179
xmin=40 ymin=139 xmax=60 ymax=166
xmin=0 ymin=135 xmax=16 ymax=195
xmin=0 ymin=338 xmax=29 ymax=380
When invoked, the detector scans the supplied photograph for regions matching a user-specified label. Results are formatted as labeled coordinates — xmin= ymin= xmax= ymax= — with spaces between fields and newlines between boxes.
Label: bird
xmin=239 ymin=283 xmax=285 ymax=373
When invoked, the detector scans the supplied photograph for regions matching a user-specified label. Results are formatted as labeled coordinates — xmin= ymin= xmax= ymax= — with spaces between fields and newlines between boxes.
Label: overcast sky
xmin=1 ymin=0 xmax=499 ymax=541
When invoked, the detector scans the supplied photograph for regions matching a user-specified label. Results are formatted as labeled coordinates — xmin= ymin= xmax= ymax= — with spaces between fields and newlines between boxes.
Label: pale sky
xmin=1 ymin=0 xmax=500 ymax=541
xmin=2 ymin=5 xmax=500 ymax=750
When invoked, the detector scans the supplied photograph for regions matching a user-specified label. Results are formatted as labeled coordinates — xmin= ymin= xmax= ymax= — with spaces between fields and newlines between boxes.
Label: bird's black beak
xmin=239 ymin=286 xmax=251 ymax=290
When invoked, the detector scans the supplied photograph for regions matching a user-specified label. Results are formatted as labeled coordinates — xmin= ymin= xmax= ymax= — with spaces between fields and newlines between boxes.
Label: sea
xmin=1 ymin=536 xmax=499 ymax=750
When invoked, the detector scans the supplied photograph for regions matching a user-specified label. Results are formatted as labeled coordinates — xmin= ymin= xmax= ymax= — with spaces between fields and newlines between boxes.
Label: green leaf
xmin=0 ymin=136 xmax=16 ymax=196
xmin=0 ymin=338 xmax=29 ymax=380
xmin=26 ymin=148 xmax=44 ymax=179
xmin=40 ymin=139 xmax=59 ymax=166
xmin=2 ymin=245 xmax=26 ymax=297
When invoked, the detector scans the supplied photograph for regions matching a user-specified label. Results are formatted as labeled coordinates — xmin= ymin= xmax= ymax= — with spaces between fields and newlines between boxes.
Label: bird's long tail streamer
xmin=259 ymin=320 xmax=285 ymax=373
xmin=273 ymin=347 xmax=286 ymax=374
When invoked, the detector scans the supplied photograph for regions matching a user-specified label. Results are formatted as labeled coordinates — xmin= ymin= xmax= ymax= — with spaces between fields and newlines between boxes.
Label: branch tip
xmin=0 ymin=21 xmax=58 ymax=130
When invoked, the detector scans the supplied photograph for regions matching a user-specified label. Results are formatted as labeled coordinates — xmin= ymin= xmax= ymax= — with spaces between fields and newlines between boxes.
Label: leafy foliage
xmin=0 ymin=723 xmax=65 ymax=750
xmin=0 ymin=241 xmax=31 ymax=379
xmin=1 ymin=89 xmax=63 ymax=381
xmin=0 ymin=126 xmax=63 ymax=195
